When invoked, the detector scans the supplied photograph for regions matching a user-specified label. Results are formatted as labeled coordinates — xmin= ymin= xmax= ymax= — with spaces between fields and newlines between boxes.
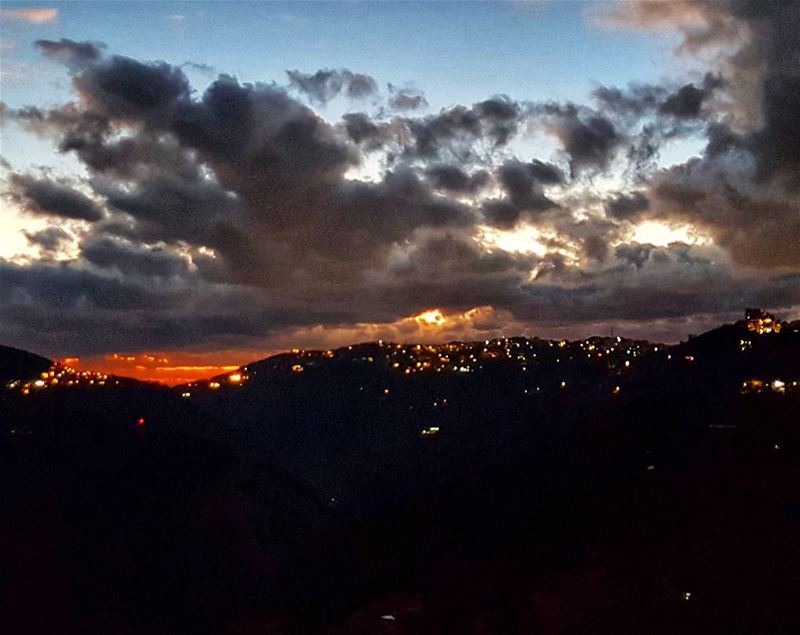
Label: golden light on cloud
xmin=277 ymin=305 xmax=526 ymax=352
xmin=631 ymin=221 xmax=711 ymax=247
xmin=62 ymin=307 xmax=525 ymax=384
xmin=476 ymin=225 xmax=547 ymax=256
xmin=0 ymin=8 xmax=58 ymax=23
xmin=415 ymin=308 xmax=447 ymax=327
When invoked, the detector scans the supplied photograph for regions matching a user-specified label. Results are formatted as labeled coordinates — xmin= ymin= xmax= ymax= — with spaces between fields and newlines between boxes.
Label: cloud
xmin=24 ymin=226 xmax=72 ymax=253
xmin=81 ymin=236 xmax=190 ymax=279
xmin=480 ymin=160 xmax=562 ymax=229
xmin=287 ymin=68 xmax=378 ymax=103
xmin=34 ymin=39 xmax=103 ymax=71
xmin=7 ymin=174 xmax=104 ymax=222
xmin=538 ymin=103 xmax=622 ymax=176
xmin=387 ymin=84 xmax=428 ymax=111
xmin=592 ymin=74 xmax=723 ymax=121
xmin=0 ymin=7 xmax=57 ymax=24
xmin=603 ymin=1 xmax=800 ymax=269
xmin=2 ymin=26 xmax=799 ymax=358
xmin=425 ymin=164 xmax=490 ymax=194
xmin=605 ymin=191 xmax=650 ymax=221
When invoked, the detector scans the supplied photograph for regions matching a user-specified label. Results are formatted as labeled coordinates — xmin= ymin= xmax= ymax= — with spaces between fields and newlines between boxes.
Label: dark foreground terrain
xmin=1 ymin=317 xmax=799 ymax=633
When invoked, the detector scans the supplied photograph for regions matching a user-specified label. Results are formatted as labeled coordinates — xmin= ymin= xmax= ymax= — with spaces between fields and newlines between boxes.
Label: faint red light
xmin=137 ymin=417 xmax=145 ymax=426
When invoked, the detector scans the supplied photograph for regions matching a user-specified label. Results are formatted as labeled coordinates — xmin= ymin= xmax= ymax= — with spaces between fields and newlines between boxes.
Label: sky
xmin=1 ymin=0 xmax=799 ymax=383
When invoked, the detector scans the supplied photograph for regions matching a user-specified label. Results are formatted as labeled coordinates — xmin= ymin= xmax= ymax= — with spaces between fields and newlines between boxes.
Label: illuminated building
xmin=745 ymin=308 xmax=783 ymax=334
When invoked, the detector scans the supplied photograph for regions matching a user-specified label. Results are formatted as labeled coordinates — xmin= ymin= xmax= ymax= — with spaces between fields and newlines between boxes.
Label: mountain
xmin=0 ymin=344 xmax=51 ymax=385
xmin=177 ymin=320 xmax=799 ymax=510
xmin=2 ymin=316 xmax=800 ymax=633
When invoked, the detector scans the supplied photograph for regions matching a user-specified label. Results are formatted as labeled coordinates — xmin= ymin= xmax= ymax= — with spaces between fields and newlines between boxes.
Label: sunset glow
xmin=67 ymin=353 xmax=250 ymax=385
xmin=415 ymin=309 xmax=448 ymax=327
xmin=631 ymin=221 xmax=711 ymax=247
xmin=2 ymin=3 xmax=800 ymax=628
xmin=1 ymin=0 xmax=797 ymax=377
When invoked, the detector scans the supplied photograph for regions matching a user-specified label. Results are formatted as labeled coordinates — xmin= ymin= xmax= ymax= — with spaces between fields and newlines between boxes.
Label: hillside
xmin=0 ymin=344 xmax=51 ymax=385
xmin=2 ymin=316 xmax=799 ymax=633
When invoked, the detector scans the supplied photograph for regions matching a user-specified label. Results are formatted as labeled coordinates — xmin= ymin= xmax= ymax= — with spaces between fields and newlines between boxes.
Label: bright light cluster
xmin=6 ymin=364 xmax=118 ymax=395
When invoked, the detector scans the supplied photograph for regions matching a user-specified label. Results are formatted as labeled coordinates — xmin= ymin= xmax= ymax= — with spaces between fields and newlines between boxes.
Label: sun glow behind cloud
xmin=68 ymin=307 xmax=522 ymax=384
xmin=631 ymin=221 xmax=711 ymax=247
xmin=415 ymin=308 xmax=447 ymax=327
xmin=476 ymin=224 xmax=548 ymax=256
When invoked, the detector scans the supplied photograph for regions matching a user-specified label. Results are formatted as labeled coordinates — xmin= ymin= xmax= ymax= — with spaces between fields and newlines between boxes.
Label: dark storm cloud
xmin=743 ymin=0 xmax=800 ymax=188
xmin=172 ymin=77 xmax=356 ymax=185
xmin=102 ymin=172 xmax=241 ymax=247
xmin=592 ymin=83 xmax=665 ymax=118
xmin=375 ymin=232 xmax=537 ymax=316
xmin=180 ymin=61 xmax=216 ymax=76
xmin=649 ymin=159 xmax=800 ymax=269
xmin=3 ymin=24 xmax=799 ymax=356
xmin=333 ymin=169 xmax=473 ymax=244
xmin=34 ymin=38 xmax=104 ymax=71
xmin=583 ymin=234 xmax=609 ymax=262
xmin=615 ymin=243 xmax=654 ymax=270
xmin=424 ymin=164 xmax=490 ymax=194
xmin=347 ymin=73 xmax=379 ymax=99
xmin=7 ymin=48 xmax=475 ymax=284
xmin=287 ymin=69 xmax=378 ymax=103
xmin=481 ymin=160 xmax=561 ymax=228
xmin=81 ymin=237 xmax=190 ymax=278
xmin=592 ymin=74 xmax=723 ymax=121
xmin=588 ymin=75 xmax=724 ymax=180
xmin=526 ymin=159 xmax=565 ymax=185
xmin=341 ymin=112 xmax=383 ymax=145
xmin=397 ymin=96 xmax=525 ymax=161
xmin=7 ymin=174 xmax=104 ymax=222
xmin=605 ymin=191 xmax=650 ymax=221
xmin=387 ymin=84 xmax=428 ymax=111
xmin=37 ymin=51 xmax=474 ymax=278
xmin=0 ymin=259 xmax=158 ymax=312
xmin=497 ymin=161 xmax=560 ymax=209
xmin=658 ymin=75 xmax=723 ymax=119
xmin=0 ymin=257 xmax=356 ymax=356
xmin=473 ymin=96 xmax=521 ymax=146
xmin=2 ymin=103 xmax=113 ymax=157
xmin=404 ymin=106 xmax=482 ymax=159
xmin=66 ymin=129 xmax=204 ymax=181
xmin=559 ymin=115 xmax=619 ymax=175
xmin=74 ymin=55 xmax=191 ymax=122
xmin=482 ymin=200 xmax=523 ymax=230
xmin=24 ymin=227 xmax=72 ymax=253
xmin=604 ymin=0 xmax=800 ymax=269
xmin=520 ymin=245 xmax=800 ymax=323
xmin=540 ymin=104 xmax=622 ymax=176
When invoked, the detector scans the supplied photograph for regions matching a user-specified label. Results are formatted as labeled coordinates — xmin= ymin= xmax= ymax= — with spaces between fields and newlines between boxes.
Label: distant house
xmin=744 ymin=308 xmax=782 ymax=334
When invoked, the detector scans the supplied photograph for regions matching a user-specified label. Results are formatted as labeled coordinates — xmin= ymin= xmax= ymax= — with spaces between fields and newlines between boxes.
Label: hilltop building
xmin=744 ymin=308 xmax=783 ymax=334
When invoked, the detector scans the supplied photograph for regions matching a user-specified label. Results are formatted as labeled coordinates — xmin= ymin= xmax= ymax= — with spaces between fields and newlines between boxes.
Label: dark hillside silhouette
xmin=2 ymin=313 xmax=799 ymax=633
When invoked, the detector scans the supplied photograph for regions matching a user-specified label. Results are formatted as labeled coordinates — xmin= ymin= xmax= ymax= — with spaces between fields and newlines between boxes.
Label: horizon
xmin=1 ymin=1 xmax=799 ymax=382
xmin=11 ymin=307 xmax=794 ymax=385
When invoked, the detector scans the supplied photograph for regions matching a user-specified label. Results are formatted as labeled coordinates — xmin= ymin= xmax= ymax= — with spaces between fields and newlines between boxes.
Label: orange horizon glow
xmin=56 ymin=306 xmax=507 ymax=385
xmin=52 ymin=303 xmax=761 ymax=385
xmin=61 ymin=352 xmax=260 ymax=386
